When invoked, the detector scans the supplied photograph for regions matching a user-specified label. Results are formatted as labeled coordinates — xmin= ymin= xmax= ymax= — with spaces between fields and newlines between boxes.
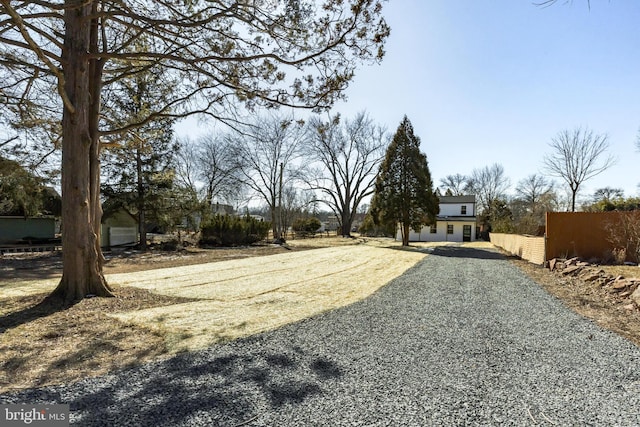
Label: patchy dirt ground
xmin=1 ymin=238 xmax=639 ymax=394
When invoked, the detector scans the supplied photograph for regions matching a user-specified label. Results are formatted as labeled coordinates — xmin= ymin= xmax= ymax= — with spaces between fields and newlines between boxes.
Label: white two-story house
xmin=396 ymin=195 xmax=478 ymax=243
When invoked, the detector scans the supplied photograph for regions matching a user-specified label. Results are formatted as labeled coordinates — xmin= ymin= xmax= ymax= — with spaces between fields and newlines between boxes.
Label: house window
xmin=430 ymin=224 xmax=437 ymax=233
xmin=447 ymin=224 xmax=454 ymax=235
xmin=461 ymin=205 xmax=467 ymax=215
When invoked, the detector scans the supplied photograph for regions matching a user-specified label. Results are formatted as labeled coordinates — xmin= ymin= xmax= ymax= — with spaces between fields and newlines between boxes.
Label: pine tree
xmin=101 ymin=67 xmax=178 ymax=250
xmin=370 ymin=116 xmax=439 ymax=246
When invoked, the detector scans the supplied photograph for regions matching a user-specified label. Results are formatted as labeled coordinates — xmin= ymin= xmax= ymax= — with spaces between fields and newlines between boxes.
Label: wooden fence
xmin=545 ymin=211 xmax=639 ymax=262
xmin=489 ymin=233 xmax=545 ymax=265
xmin=492 ymin=211 xmax=640 ymax=265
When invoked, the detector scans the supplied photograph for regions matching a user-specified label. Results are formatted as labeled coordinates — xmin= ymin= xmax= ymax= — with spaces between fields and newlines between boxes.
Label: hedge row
xmin=200 ymin=214 xmax=270 ymax=246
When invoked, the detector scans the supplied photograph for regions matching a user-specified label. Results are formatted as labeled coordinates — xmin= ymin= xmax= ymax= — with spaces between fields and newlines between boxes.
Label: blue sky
xmin=336 ymin=0 xmax=640 ymax=200
xmin=176 ymin=0 xmax=640 ymax=203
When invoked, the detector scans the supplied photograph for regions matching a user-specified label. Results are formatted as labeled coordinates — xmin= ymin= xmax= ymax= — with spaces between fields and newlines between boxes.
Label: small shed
xmin=101 ymin=208 xmax=138 ymax=248
xmin=0 ymin=216 xmax=56 ymax=244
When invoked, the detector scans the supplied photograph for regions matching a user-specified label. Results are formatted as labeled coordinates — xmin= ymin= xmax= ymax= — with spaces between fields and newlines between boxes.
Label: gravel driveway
xmin=3 ymin=245 xmax=640 ymax=426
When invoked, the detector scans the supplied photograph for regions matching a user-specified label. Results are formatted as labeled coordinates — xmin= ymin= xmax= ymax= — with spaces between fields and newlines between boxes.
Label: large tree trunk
xmin=402 ymin=223 xmax=410 ymax=246
xmin=88 ymin=6 xmax=106 ymax=273
xmin=51 ymin=1 xmax=113 ymax=303
xmin=340 ymin=208 xmax=352 ymax=237
xmin=270 ymin=203 xmax=279 ymax=240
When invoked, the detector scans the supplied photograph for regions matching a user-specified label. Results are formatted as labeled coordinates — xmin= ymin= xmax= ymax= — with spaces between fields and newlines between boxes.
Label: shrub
xmin=159 ymin=239 xmax=181 ymax=251
xmin=612 ymin=248 xmax=627 ymax=265
xmin=604 ymin=211 xmax=640 ymax=263
xmin=200 ymin=214 xmax=270 ymax=246
xmin=359 ymin=213 xmax=395 ymax=237
xmin=292 ymin=217 xmax=322 ymax=237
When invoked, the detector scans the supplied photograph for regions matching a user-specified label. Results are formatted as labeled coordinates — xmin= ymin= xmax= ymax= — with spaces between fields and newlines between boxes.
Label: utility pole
xmin=278 ymin=162 xmax=284 ymax=240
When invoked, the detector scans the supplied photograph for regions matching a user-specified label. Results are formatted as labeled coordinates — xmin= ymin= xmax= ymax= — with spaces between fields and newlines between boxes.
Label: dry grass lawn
xmin=0 ymin=237 xmax=449 ymax=392
xmin=106 ymin=244 xmax=430 ymax=351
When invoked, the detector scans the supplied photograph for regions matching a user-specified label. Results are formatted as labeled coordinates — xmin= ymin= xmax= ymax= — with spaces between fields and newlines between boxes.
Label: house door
xmin=463 ymin=225 xmax=472 ymax=242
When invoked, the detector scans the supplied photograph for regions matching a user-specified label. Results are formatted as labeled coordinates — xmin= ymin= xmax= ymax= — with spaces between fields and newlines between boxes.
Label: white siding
xmin=109 ymin=227 xmax=138 ymax=246
xmin=395 ymin=196 xmax=477 ymax=243
xmin=439 ymin=203 xmax=475 ymax=217
xmin=396 ymin=220 xmax=476 ymax=243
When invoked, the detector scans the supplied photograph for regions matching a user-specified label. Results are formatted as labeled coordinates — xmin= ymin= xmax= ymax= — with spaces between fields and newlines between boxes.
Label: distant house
xmin=324 ymin=214 xmax=340 ymax=232
xmin=396 ymin=195 xmax=478 ymax=243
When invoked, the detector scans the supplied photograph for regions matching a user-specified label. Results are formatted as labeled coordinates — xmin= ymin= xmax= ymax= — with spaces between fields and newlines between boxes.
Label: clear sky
xmin=335 ymin=0 xmax=640 ymax=201
xmin=175 ymin=0 xmax=640 ymax=203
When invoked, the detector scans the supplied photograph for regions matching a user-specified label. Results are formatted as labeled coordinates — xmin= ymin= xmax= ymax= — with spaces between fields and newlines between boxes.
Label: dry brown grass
xmin=107 ymin=244 xmax=427 ymax=351
xmin=0 ymin=287 xmax=192 ymax=392
xmin=0 ymin=237 xmax=427 ymax=393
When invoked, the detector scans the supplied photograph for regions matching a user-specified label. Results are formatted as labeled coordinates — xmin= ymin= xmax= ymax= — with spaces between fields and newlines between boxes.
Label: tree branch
xmin=1 ymin=0 xmax=74 ymax=113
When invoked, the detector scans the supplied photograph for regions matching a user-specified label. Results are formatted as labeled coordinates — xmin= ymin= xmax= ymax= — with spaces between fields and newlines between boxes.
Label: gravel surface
xmin=3 ymin=245 xmax=640 ymax=426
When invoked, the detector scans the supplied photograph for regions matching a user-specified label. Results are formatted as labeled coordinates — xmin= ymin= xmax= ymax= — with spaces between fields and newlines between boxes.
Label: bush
xmin=159 ymin=239 xmax=181 ymax=251
xmin=292 ymin=217 xmax=322 ymax=237
xmin=200 ymin=214 xmax=271 ymax=246
xmin=605 ymin=211 xmax=640 ymax=263
xmin=358 ymin=213 xmax=395 ymax=237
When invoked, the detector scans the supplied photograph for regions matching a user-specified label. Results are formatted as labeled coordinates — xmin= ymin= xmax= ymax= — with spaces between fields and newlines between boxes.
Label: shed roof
xmin=439 ymin=195 xmax=476 ymax=204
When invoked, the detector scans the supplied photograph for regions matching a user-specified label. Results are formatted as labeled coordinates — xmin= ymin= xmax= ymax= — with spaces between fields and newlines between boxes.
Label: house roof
xmin=439 ymin=195 xmax=476 ymax=204
xmin=436 ymin=215 xmax=477 ymax=222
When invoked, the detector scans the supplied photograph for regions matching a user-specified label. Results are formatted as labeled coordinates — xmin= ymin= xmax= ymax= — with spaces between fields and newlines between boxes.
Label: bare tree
xmin=543 ymin=127 xmax=615 ymax=212
xmin=465 ymin=163 xmax=511 ymax=217
xmin=178 ymin=135 xmax=244 ymax=211
xmin=230 ymin=112 xmax=306 ymax=240
xmin=535 ymin=0 xmax=591 ymax=8
xmin=174 ymin=139 xmax=201 ymax=201
xmin=511 ymin=174 xmax=558 ymax=234
xmin=514 ymin=174 xmax=556 ymax=212
xmin=306 ymin=112 xmax=387 ymax=236
xmin=439 ymin=173 xmax=468 ymax=196
xmin=280 ymin=185 xmax=316 ymax=239
xmin=0 ymin=1 xmax=389 ymax=302
xmin=593 ymin=187 xmax=624 ymax=203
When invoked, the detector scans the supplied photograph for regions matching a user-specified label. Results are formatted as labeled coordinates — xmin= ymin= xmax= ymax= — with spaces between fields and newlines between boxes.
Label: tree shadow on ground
xmin=0 ymin=295 xmax=72 ymax=333
xmin=382 ymin=244 xmax=505 ymax=260
xmin=0 ymin=253 xmax=63 ymax=281
xmin=3 ymin=340 xmax=345 ymax=426
xmin=431 ymin=245 xmax=506 ymax=260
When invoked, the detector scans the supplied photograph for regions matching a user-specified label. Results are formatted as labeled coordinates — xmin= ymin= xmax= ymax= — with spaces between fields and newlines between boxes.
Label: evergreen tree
xmin=101 ymin=67 xmax=178 ymax=250
xmin=0 ymin=156 xmax=45 ymax=217
xmin=370 ymin=116 xmax=439 ymax=246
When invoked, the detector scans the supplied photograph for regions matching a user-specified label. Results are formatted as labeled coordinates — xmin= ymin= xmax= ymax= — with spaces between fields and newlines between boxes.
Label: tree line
xmin=438 ymin=126 xmax=622 ymax=236
xmin=2 ymin=116 xmax=631 ymax=244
